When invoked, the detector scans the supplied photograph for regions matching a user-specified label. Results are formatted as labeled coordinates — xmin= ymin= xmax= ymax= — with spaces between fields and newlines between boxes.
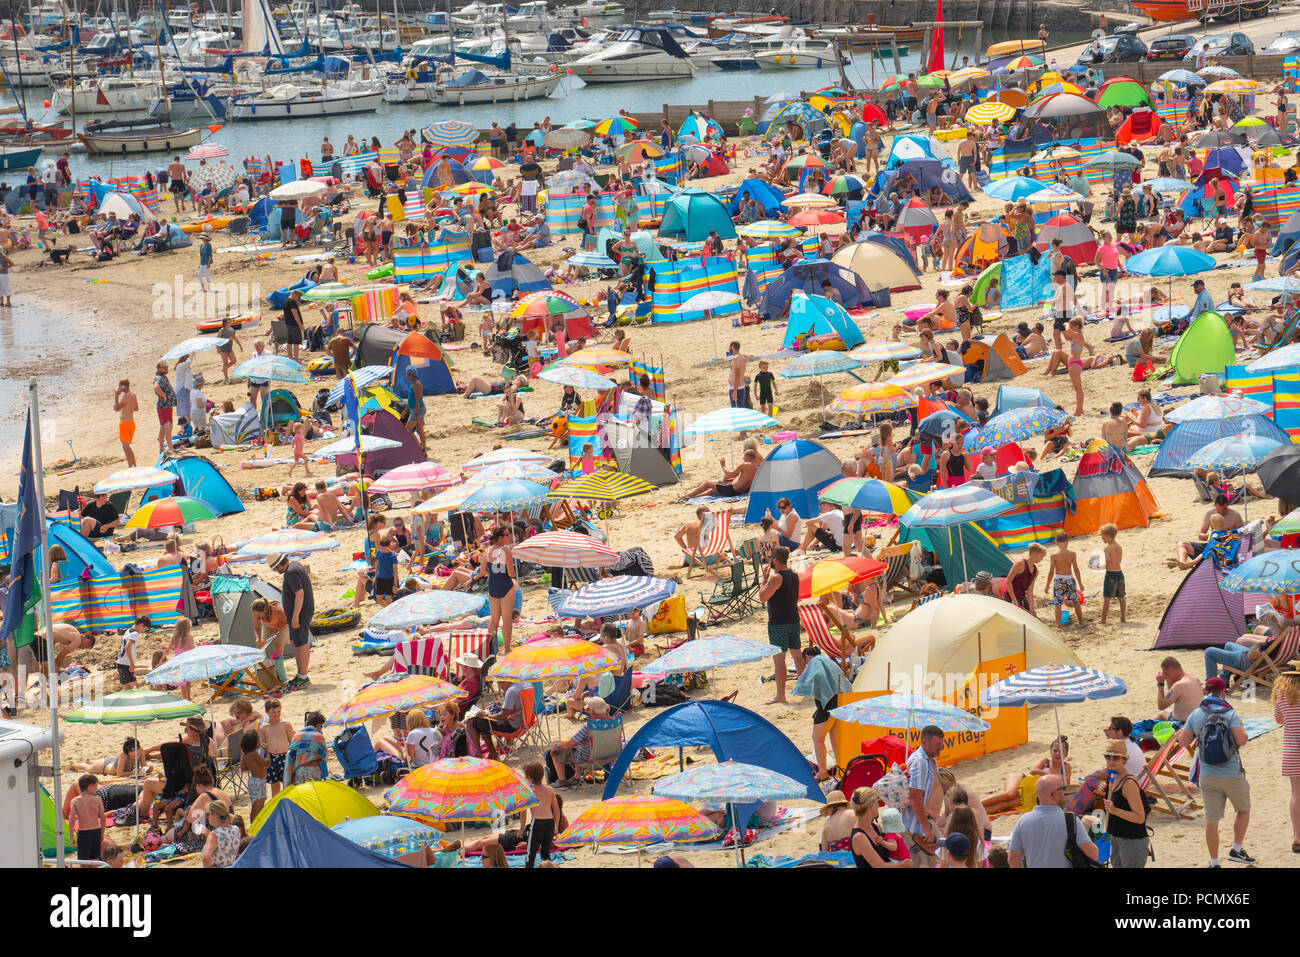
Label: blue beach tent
xmin=232 ymin=801 xmax=411 ymax=868
xmin=782 ymin=291 xmax=865 ymax=350
xmin=726 ymin=177 xmax=786 ymax=218
xmin=1148 ymin=413 xmax=1290 ymax=478
xmin=659 ymin=189 xmax=737 ymax=241
xmin=744 ymin=438 xmax=843 ymax=523
xmin=759 ymin=258 xmax=874 ymax=318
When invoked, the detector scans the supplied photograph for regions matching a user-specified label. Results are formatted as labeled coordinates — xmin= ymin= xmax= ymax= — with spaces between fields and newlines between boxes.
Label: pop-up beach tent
xmin=782 ymin=290 xmax=865 ymax=351
xmin=1064 ymin=439 xmax=1159 ymax=536
xmin=659 ymin=189 xmax=738 ymax=242
xmin=1166 ymin=311 xmax=1235 ymax=386
xmin=831 ymin=234 xmax=923 ymax=294
xmin=234 ymin=800 xmax=409 ymax=868
xmin=759 ymin=258 xmax=874 ymax=318
xmin=1152 ymin=558 xmax=1249 ymax=650
xmin=335 ymin=410 xmax=425 ymax=476
xmin=744 ymin=439 xmax=842 ymax=523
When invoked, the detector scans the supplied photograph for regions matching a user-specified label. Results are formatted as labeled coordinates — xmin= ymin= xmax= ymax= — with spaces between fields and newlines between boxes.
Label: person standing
xmin=1009 ymin=775 xmax=1097 ymax=867
xmin=113 ymin=379 xmax=138 ymax=466
xmin=268 ymin=553 xmax=314 ymax=688
xmin=167 ymin=155 xmax=188 ymax=213
xmin=728 ymin=341 xmax=749 ymax=408
xmin=283 ymin=289 xmax=305 ymax=362
xmin=153 ymin=360 xmax=176 ymax=453
xmin=757 ymin=546 xmax=801 ymax=705
xmin=485 ymin=527 xmax=518 ymax=653
xmin=0 ymin=245 xmax=13 ymax=307
xmin=173 ymin=353 xmax=194 ymax=434
xmin=1273 ymin=669 xmax=1300 ymax=853
xmin=1178 ymin=676 xmax=1253 ymax=867
xmin=197 ymin=234 xmax=213 ymax=294
xmin=901 ymin=725 xmax=945 ymax=867
xmin=1102 ymin=739 xmax=1149 ymax=868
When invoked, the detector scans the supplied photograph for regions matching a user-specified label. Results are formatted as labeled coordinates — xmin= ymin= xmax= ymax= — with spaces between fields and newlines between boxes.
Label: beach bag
xmin=1132 ymin=361 xmax=1153 ymax=382
xmin=875 ymin=765 xmax=909 ymax=811
xmin=646 ymin=594 xmax=686 ymax=634
xmin=1196 ymin=699 xmax=1240 ymax=768
xmin=1018 ymin=774 xmax=1041 ymax=812
xmin=1064 ymin=811 xmax=1104 ymax=869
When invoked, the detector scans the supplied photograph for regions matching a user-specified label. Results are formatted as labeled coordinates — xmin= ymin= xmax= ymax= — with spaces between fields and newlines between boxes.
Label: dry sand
xmin=4 ymin=127 xmax=1295 ymax=869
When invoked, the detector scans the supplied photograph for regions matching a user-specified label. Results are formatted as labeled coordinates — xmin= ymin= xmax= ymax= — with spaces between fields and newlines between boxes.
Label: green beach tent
xmin=1167 ymin=311 xmax=1235 ymax=385
xmin=970 ymin=261 xmax=1000 ymax=307
xmin=901 ymin=521 xmax=1012 ymax=585
xmin=41 ymin=785 xmax=74 ymax=859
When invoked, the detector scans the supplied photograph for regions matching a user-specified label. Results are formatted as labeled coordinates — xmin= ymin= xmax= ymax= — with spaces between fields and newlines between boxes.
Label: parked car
xmin=1147 ymin=33 xmax=1197 ymax=60
xmin=1074 ymin=32 xmax=1149 ymax=67
xmin=1183 ymin=31 xmax=1255 ymax=60
xmin=1264 ymin=32 xmax=1300 ymax=55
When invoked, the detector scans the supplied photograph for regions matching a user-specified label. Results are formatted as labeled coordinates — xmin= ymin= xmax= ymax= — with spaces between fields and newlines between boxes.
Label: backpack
xmin=1064 ymin=811 xmax=1103 ymax=869
xmin=1196 ymin=699 xmax=1240 ymax=768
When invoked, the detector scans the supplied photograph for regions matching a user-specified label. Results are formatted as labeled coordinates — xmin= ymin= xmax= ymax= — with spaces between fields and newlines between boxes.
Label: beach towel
xmin=1205 ymin=528 xmax=1241 ymax=571
xmin=286 ymin=728 xmax=329 ymax=781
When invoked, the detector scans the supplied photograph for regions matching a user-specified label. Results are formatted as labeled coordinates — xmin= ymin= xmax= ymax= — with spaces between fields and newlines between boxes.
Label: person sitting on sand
xmin=497 ymin=385 xmax=526 ymax=426
xmin=982 ymin=737 xmax=1071 ymax=815
xmin=1168 ymin=513 xmax=1241 ymax=570
xmin=676 ymin=450 xmax=760 ymax=502
xmin=1125 ymin=388 xmax=1167 ymax=449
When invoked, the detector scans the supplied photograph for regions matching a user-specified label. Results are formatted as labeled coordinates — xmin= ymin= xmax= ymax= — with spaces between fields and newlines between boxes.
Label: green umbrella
xmin=917 ymin=73 xmax=947 ymax=87
xmin=302 ymin=282 xmax=357 ymax=302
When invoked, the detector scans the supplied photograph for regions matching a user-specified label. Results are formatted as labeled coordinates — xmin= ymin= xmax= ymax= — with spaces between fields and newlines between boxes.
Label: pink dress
xmin=1275 ymin=697 xmax=1300 ymax=776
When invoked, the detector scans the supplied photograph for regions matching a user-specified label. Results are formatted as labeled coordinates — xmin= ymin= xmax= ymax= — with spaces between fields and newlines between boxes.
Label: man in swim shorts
xmin=113 ymin=379 xmax=138 ymax=467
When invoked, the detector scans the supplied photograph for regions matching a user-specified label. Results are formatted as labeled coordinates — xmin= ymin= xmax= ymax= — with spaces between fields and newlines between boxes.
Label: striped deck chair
xmin=685 ymin=508 xmax=736 ymax=579
xmin=797 ymin=602 xmax=853 ymax=676
xmin=877 ymin=542 xmax=920 ymax=601
xmin=1222 ymin=627 xmax=1300 ymax=693
xmin=1261 ymin=308 xmax=1300 ymax=352
xmin=1137 ymin=736 xmax=1202 ymax=819
xmin=394 ymin=630 xmax=492 ymax=678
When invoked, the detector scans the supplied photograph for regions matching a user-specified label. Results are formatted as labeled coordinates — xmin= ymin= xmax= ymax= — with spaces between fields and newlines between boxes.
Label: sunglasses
xmin=1105 ymin=755 xmax=1125 ymax=761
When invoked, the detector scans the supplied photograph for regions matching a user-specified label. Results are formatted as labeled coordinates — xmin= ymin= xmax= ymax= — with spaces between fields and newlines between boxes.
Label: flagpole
xmin=28 ymin=380 xmax=64 ymax=868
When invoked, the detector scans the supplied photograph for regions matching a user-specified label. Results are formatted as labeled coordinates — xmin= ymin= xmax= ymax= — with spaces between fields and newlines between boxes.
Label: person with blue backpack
xmin=1177 ymin=676 xmax=1254 ymax=868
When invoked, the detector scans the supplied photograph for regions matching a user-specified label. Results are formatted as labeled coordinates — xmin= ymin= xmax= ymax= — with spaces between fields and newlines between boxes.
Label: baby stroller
xmin=492 ymin=330 xmax=531 ymax=374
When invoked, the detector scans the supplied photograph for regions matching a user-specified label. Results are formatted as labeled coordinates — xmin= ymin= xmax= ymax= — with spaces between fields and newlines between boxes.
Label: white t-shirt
xmin=405 ymin=727 xmax=441 ymax=767
xmin=976 ymin=462 xmax=998 ymax=481
xmin=117 ymin=631 xmax=139 ymax=667
xmin=174 ymin=360 xmax=194 ymax=392
xmin=1123 ymin=738 xmax=1145 ymax=778
xmin=819 ymin=509 xmax=845 ymax=548
xmin=521 ymin=178 xmax=538 ymax=196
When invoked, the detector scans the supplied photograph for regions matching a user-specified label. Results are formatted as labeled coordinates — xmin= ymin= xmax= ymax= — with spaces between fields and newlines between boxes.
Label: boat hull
xmin=430 ymin=74 xmax=562 ymax=104
xmin=570 ymin=60 xmax=693 ymax=82
xmin=78 ymin=126 xmax=201 ymax=154
xmin=0 ymin=145 xmax=44 ymax=170
xmin=755 ymin=51 xmax=846 ymax=70
xmin=228 ymin=89 xmax=384 ymax=120
xmin=1131 ymin=0 xmax=1270 ymax=21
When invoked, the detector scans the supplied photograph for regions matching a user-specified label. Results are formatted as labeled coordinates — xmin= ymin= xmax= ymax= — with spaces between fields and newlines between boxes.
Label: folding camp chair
xmin=1221 ymin=627 xmax=1300 ymax=693
xmin=1137 ymin=736 xmax=1202 ymax=819
xmin=332 ymin=725 xmax=383 ymax=787
xmin=877 ymin=541 xmax=921 ymax=601
xmin=797 ymin=602 xmax=855 ymax=676
xmin=698 ymin=560 xmax=757 ymax=624
xmin=216 ymin=728 xmax=247 ymax=799
xmin=568 ymin=714 xmax=625 ymax=785
xmin=684 ymin=508 xmax=736 ymax=579
xmin=491 ymin=685 xmax=545 ymax=755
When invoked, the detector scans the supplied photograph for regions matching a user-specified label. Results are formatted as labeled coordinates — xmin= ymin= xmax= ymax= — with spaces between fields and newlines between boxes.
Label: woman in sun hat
xmin=1102 ymin=737 xmax=1150 ymax=868
xmin=819 ymin=790 xmax=855 ymax=852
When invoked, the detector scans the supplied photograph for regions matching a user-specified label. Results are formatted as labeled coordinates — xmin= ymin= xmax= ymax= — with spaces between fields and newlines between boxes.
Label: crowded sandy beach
xmin=7 ymin=6 xmax=1300 ymax=877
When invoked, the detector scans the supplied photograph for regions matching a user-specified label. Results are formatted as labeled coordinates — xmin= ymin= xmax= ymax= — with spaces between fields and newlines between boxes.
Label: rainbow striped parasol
xmin=554 ymin=795 xmax=721 ymax=849
xmin=487 ymin=636 xmax=621 ymax=683
xmin=368 ymin=461 xmax=458 ymax=494
xmin=510 ymin=530 xmax=620 ymax=568
xmin=123 ymin=496 xmax=217 ymax=529
xmin=236 ymin=528 xmax=341 ymax=557
xmin=886 ymin=362 xmax=966 ymax=389
xmin=326 ymin=675 xmax=467 ymax=728
xmin=548 ymin=469 xmax=656 ymax=503
xmin=93 ymin=465 xmax=176 ymax=494
xmin=826 ymin=382 xmax=915 ymax=415
xmin=383 ymin=757 xmax=537 ymax=823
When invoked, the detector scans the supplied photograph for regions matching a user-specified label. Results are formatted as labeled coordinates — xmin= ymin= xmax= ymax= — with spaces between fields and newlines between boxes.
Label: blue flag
xmin=2 ymin=415 xmax=41 ymax=648
xmin=341 ymin=371 xmax=361 ymax=451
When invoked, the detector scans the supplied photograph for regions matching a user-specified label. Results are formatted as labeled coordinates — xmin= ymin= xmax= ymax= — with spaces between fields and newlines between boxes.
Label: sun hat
xmin=455 ymin=652 xmax=484 ymax=670
xmin=1102 ymin=739 xmax=1128 ymax=759
xmin=265 ymin=552 xmax=287 ymax=570
xmin=182 ymin=716 xmax=206 ymax=733
xmin=878 ymin=806 xmax=905 ymax=834
xmin=821 ymin=790 xmax=849 ymax=814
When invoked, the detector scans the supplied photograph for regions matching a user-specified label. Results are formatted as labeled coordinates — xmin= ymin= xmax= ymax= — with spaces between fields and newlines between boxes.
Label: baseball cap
xmin=1204 ymin=676 xmax=1227 ymax=694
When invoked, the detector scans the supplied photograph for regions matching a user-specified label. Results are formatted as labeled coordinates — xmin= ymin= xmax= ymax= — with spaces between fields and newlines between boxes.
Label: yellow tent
xmin=248 ymin=780 xmax=379 ymax=836
xmin=852 ymin=594 xmax=1083 ymax=693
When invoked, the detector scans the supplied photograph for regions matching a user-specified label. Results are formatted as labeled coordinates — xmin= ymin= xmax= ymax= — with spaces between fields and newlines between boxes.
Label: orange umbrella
xmin=398 ymin=331 xmax=443 ymax=359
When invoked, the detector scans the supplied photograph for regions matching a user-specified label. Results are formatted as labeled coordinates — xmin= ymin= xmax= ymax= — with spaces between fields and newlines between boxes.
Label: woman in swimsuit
xmin=1002 ymin=544 xmax=1046 ymax=617
xmin=485 ymin=527 xmax=518 ymax=653
xmin=70 ymin=737 xmax=145 ymax=776
xmin=819 ymin=791 xmax=856 ymax=852
xmin=954 ymin=285 xmax=976 ymax=340
xmin=983 ymin=737 xmax=1072 ymax=815
xmin=848 ymin=786 xmax=910 ymax=868
xmin=1064 ymin=318 xmax=1091 ymax=416
xmin=940 ymin=432 xmax=969 ymax=489
xmin=940 ymin=210 xmax=958 ymax=274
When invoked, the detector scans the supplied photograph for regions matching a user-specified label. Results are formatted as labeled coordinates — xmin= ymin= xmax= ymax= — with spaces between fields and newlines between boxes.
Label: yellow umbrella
xmin=559 ymin=347 xmax=635 ymax=366
xmin=1205 ymin=78 xmax=1259 ymax=95
xmin=965 ymin=101 xmax=1017 ymax=125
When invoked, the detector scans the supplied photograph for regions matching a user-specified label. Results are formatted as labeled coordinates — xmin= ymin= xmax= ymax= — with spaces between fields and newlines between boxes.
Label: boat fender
xmin=407 ymin=67 xmax=418 ymax=81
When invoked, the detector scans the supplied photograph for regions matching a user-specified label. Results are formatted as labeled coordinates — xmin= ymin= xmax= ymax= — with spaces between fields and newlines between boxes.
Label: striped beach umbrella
xmin=123 ymin=496 xmax=217 ymax=529
xmin=1000 ymin=54 xmax=1044 ymax=71
xmin=849 ymin=341 xmax=923 ymax=363
xmin=160 ymin=336 xmax=228 ymax=361
xmin=463 ymin=448 xmax=553 ymax=472
xmin=646 ymin=634 xmax=781 ymax=675
xmin=567 ymin=250 xmax=618 ymax=269
xmin=184 ymin=143 xmax=229 ymax=160
xmin=736 ymin=219 xmax=802 ymax=239
xmin=368 ymin=590 xmax=485 ymax=630
xmin=1165 ymin=393 xmax=1272 ymax=423
xmin=472 ymin=461 xmax=557 ymax=483
xmin=965 ymin=100 xmax=1017 ymax=125
xmin=143 ymin=645 xmax=266 ymax=685
xmin=1224 ymin=551 xmax=1300 ymax=593
xmin=595 ymin=115 xmax=639 ymax=136
xmin=231 ymin=355 xmax=310 ymax=383
xmin=332 ymin=816 xmax=445 ymax=858
xmin=459 ymin=479 xmax=551 ymax=513
xmin=1205 ymin=78 xmax=1259 ymax=95
xmin=887 ymin=362 xmax=966 ymax=389
xmin=779 ymin=351 xmax=862 ymax=379
xmin=685 ymin=407 xmax=778 ymax=436
xmin=66 ymin=688 xmax=204 ymax=725
xmin=1185 ymin=433 xmax=1283 ymax=475
xmin=511 ymin=531 xmax=620 ymax=568
xmin=326 ymin=675 xmax=467 ymax=728
xmin=384 ymin=757 xmax=536 ymax=824
xmin=559 ymin=347 xmax=634 ymax=367
xmin=903 ymin=484 xmax=1016 ymax=527
xmin=557 ymin=575 xmax=678 ymax=617
xmin=785 ymin=154 xmax=826 ymax=171
xmin=538 ymin=365 xmax=616 ymax=390
xmin=326 ymin=366 xmax=393 ymax=406
xmin=93 ymin=465 xmax=176 ymax=494
xmin=554 ymin=795 xmax=720 ymax=850
xmin=510 ymin=289 xmax=582 ymax=318
xmin=831 ymin=692 xmax=990 ymax=734
xmin=301 ymin=282 xmax=358 ymax=302
xmin=549 ymin=470 xmax=656 ymax=503
xmin=422 ymin=120 xmax=479 ymax=146
xmin=236 ymin=528 xmax=341 ymax=557
xmin=487 ymin=636 xmax=620 ymax=683
xmin=618 ymin=139 xmax=663 ymax=162
xmin=783 ymin=192 xmax=839 ymax=209
xmin=819 ymin=477 xmax=915 ymax=515
xmin=948 ymin=67 xmax=990 ymax=85
xmin=826 ymin=382 xmax=915 ymax=415
xmin=982 ymin=664 xmax=1127 ymax=706
xmin=824 ymin=174 xmax=868 ymax=196
xmin=368 ymin=461 xmax=458 ymax=494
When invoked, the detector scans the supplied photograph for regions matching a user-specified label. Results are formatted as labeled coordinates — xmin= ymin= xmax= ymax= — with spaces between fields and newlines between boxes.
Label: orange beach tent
xmin=1063 ymin=439 xmax=1159 ymax=536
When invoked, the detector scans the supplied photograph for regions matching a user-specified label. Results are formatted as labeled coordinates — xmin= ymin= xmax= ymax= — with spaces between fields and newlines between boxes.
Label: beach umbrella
xmin=682 ymin=143 xmax=714 ymax=164
xmin=554 ymin=795 xmax=720 ymax=859
xmin=619 ymin=139 xmax=663 ymax=162
xmin=1096 ymin=78 xmax=1151 ymax=109
xmin=1267 ymin=510 xmax=1300 ymax=539
xmin=788 ymin=207 xmax=845 ymax=227
xmin=326 ymin=675 xmax=466 ymax=728
xmin=1247 ymin=276 xmax=1300 ymax=295
xmin=655 ymin=761 xmax=809 ymax=866
xmin=1146 ymin=177 xmax=1195 ymax=193
xmin=93 ymin=465 xmax=177 ymax=494
xmin=422 ymin=120 xmax=479 ymax=146
xmin=189 ymin=161 xmax=237 ymax=192
xmin=559 ymin=347 xmax=634 ymax=367
xmin=488 ymin=636 xmax=620 ymax=685
xmin=548 ymin=168 xmax=599 ymax=193
xmin=826 ymin=382 xmax=915 ymax=416
xmin=984 ymin=175 xmax=1051 ymax=201
xmin=161 ymin=336 xmax=227 ymax=361
xmin=785 ymin=154 xmax=826 ymax=172
xmin=1157 ymin=69 xmax=1204 ymax=85
xmin=231 ymin=355 xmax=310 ymax=383
xmin=269 ymin=180 xmax=326 ymax=201
xmin=685 ymin=407 xmax=778 ymax=436
xmin=818 ymin=477 xmax=915 ymax=515
xmin=301 ymin=282 xmax=357 ymax=302
xmin=368 ymin=462 xmax=457 ymax=494
xmin=1185 ymin=435 xmax=1283 ymax=516
xmin=849 ymin=341 xmax=922 ymax=363
xmin=824 ymin=174 xmax=868 ymax=196
xmin=331 ymin=816 xmax=444 ymax=859
xmin=1025 ymin=183 xmax=1085 ymax=208
xmin=965 ymin=101 xmax=1017 ymax=125
xmin=472 ymin=461 xmax=557 ymax=484
xmin=511 ymin=531 xmax=620 ymax=568
xmin=964 ymin=406 xmax=1070 ymax=448
xmin=185 ymin=143 xmax=229 ymax=160
xmin=1122 ymin=245 xmax=1216 ymax=278
xmin=1205 ymin=78 xmax=1259 ymax=95
xmin=764 ymin=92 xmax=800 ymax=104
xmin=645 ymin=634 xmax=782 ymax=689
xmin=1024 ymin=92 xmax=1103 ymax=118
xmin=538 ymin=365 xmax=616 ymax=390
xmin=545 ymin=127 xmax=590 ymax=150
xmin=783 ymin=192 xmax=839 ymax=208
xmin=830 ymin=692 xmax=990 ymax=757
xmin=463 ymin=448 xmax=552 ymax=472
xmin=123 ymin=496 xmax=217 ymax=529
xmin=1195 ymin=130 xmax=1246 ymax=149
xmin=595 ymin=115 xmax=639 ymax=136
xmin=1086 ymin=150 xmax=1143 ymax=171
xmin=1165 ymin=393 xmax=1271 ymax=424
xmin=981 ymin=665 xmax=1127 ymax=760
xmin=549 ymin=470 xmax=656 ymax=503
xmin=313 ymin=434 xmax=404 ymax=459
xmin=1224 ymin=550 xmax=1300 ymax=593
xmin=780 ymin=351 xmax=861 ymax=378
xmin=384 ymin=758 xmax=536 ymax=830
xmin=525 ymin=128 xmax=547 ymax=146
xmin=368 ymin=590 xmax=485 ymax=630
xmin=144 ymin=645 xmax=266 ymax=685
xmin=902 ymin=485 xmax=1016 ymax=582
xmin=325 ymin=365 xmax=394 ymax=406
xmin=948 ymin=67 xmax=990 ymax=85
xmin=236 ymin=528 xmax=341 ymax=557
xmin=511 ymin=289 xmax=582 ymax=318
xmin=458 ymin=479 xmax=551 ymax=514
xmin=887 ymin=362 xmax=966 ymax=389
xmin=566 ymin=250 xmax=618 ymax=270
xmin=1246 ymin=342 xmax=1300 ymax=373
xmin=1198 ymin=65 xmax=1240 ymax=78
xmin=557 ymin=575 xmax=677 ymax=618
xmin=798 ymin=555 xmax=885 ymax=599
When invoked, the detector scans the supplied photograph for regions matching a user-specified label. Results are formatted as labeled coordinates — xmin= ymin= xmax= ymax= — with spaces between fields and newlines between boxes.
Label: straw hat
xmin=1122 ymin=186 xmax=1132 ymax=196
xmin=820 ymin=790 xmax=849 ymax=814
xmin=1102 ymin=739 xmax=1128 ymax=760
xmin=455 ymin=652 xmax=484 ymax=670
xmin=181 ymin=716 xmax=206 ymax=734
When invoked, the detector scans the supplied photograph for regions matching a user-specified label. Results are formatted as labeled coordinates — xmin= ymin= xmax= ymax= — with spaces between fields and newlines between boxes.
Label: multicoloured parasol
xmin=383 ymin=757 xmax=536 ymax=823
xmin=326 ymin=675 xmax=467 ymax=728
xmin=487 ymin=636 xmax=621 ymax=683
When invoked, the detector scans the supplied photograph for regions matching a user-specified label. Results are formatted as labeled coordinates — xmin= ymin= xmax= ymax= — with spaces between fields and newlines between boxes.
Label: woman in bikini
xmin=954 ymin=285 xmax=976 ymax=340
xmin=982 ymin=737 xmax=1072 ymax=815
xmin=70 ymin=737 xmax=147 ymax=776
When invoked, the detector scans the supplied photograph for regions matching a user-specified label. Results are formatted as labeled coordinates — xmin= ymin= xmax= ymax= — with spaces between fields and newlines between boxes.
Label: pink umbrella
xmin=185 ymin=143 xmax=231 ymax=161
xmin=368 ymin=461 xmax=458 ymax=494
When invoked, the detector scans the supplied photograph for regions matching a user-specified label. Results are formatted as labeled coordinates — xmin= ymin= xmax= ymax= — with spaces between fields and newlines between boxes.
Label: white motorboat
xmin=430 ymin=65 xmax=562 ymax=104
xmin=51 ymin=76 xmax=162 ymax=114
xmin=754 ymin=35 xmax=845 ymax=69
xmin=506 ymin=1 xmax=568 ymax=33
xmin=228 ymin=80 xmax=383 ymax=119
xmin=569 ymin=26 xmax=693 ymax=82
xmin=559 ymin=2 xmax=625 ymax=24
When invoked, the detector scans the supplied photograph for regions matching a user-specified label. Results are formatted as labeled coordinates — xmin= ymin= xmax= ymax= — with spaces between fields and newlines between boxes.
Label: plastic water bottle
xmin=1059 ymin=607 xmax=1069 ymax=626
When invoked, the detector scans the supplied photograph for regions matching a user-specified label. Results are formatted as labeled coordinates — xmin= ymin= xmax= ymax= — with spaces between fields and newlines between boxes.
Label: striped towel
xmin=403 ymin=188 xmax=426 ymax=219
xmin=393 ymin=635 xmax=449 ymax=677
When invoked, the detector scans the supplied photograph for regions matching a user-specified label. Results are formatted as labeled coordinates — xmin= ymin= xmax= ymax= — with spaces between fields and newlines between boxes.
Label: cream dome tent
xmin=851 ymin=595 xmax=1084 ymax=692
xmin=98 ymin=190 xmax=157 ymax=223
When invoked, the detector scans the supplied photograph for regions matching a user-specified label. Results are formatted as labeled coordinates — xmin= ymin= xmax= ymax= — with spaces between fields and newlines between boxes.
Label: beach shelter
xmin=900 ymin=521 xmax=1012 ymax=585
xmin=1152 ymin=558 xmax=1250 ymax=650
xmin=248 ymin=779 xmax=378 ymax=836
xmin=759 ymin=258 xmax=874 ymax=319
xmin=1149 ymin=413 xmax=1291 ymax=478
xmin=141 ymin=456 xmax=243 ymax=517
xmin=759 ymin=100 xmax=829 ymax=139
xmin=355 ymin=323 xmax=456 ymax=397
xmin=1034 ymin=212 xmax=1097 ymax=262
xmin=3 ymin=498 xmax=117 ymax=579
xmin=869 ymin=158 xmax=972 ymax=205
xmin=659 ymin=190 xmax=737 ymax=242
xmin=726 ymin=177 xmax=787 ymax=217
xmin=97 ymin=190 xmax=158 ymax=224
xmin=961 ymin=334 xmax=1027 ymax=383
xmin=600 ymin=699 xmax=822 ymax=829
xmin=695 ymin=152 xmax=730 ymax=177
xmin=782 ymin=291 xmax=865 ymax=351
xmin=953 ymin=221 xmax=1011 ymax=275
xmin=260 ymin=388 xmax=307 ymax=428
xmin=207 ymin=402 xmax=262 ymax=446
xmin=744 ymin=439 xmax=841 ymax=523
xmin=40 ymin=785 xmax=74 ymax=859
xmin=335 ymin=410 xmax=425 ymax=476
xmin=1096 ymin=77 xmax=1153 ymax=109
xmin=1114 ymin=108 xmax=1163 ymax=145
xmin=233 ymin=800 xmax=410 ymax=868
xmin=679 ymin=112 xmax=724 ymax=141
xmin=993 ymin=384 xmax=1053 ymax=417
xmin=1064 ymin=439 xmax=1159 ymax=536
xmin=885 ymin=133 xmax=950 ymax=169
xmin=481 ymin=250 xmax=550 ymax=297
xmin=1166 ymin=311 xmax=1236 ymax=385
xmin=851 ymin=595 xmax=1084 ymax=691
xmin=830 ymin=234 xmax=923 ymax=293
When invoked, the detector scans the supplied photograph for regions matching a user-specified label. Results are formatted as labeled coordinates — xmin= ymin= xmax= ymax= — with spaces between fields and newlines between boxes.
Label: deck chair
xmin=797 ymin=602 xmax=854 ymax=675
xmin=684 ymin=508 xmax=736 ymax=579
xmin=1137 ymin=735 xmax=1202 ymax=819
xmin=568 ymin=714 xmax=625 ymax=785
xmin=1262 ymin=308 xmax=1300 ymax=352
xmin=877 ymin=541 xmax=921 ymax=600
xmin=1222 ymin=626 xmax=1300 ymax=693
xmin=603 ymin=670 xmax=635 ymax=715
xmin=491 ymin=685 xmax=544 ymax=754
xmin=564 ymin=565 xmax=603 ymax=590
xmin=698 ymin=560 xmax=756 ymax=624
xmin=548 ymin=499 xmax=578 ymax=529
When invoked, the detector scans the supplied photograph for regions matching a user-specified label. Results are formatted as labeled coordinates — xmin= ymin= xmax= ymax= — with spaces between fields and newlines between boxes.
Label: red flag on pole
xmin=927 ymin=0 xmax=946 ymax=74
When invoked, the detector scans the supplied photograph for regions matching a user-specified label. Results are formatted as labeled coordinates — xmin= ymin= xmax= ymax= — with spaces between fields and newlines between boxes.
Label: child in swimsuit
xmin=1046 ymin=532 xmax=1084 ymax=625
